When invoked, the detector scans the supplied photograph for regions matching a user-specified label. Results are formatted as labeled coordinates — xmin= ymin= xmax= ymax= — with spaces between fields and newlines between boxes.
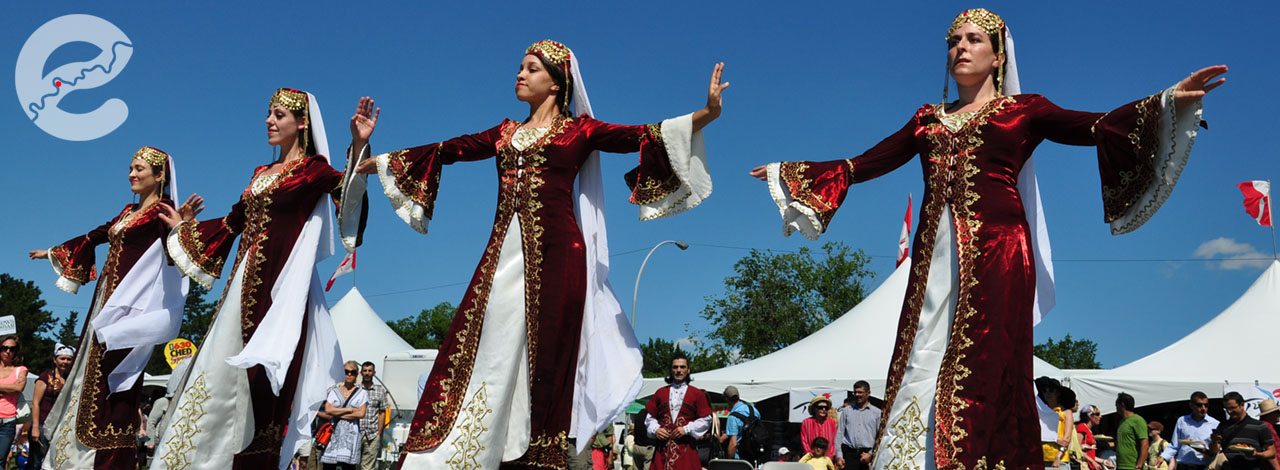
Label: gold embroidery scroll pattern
xmin=930 ymin=97 xmax=1012 ymax=469
xmin=51 ymin=391 xmax=81 ymax=469
xmin=237 ymin=159 xmax=301 ymax=342
xmin=883 ymin=396 xmax=927 ymax=470
xmin=444 ymin=383 xmax=493 ymax=470
xmin=159 ymin=372 xmax=212 ymax=470
xmin=873 ymin=142 xmax=948 ymax=455
xmin=386 ymin=147 xmax=443 ymax=214
xmin=499 ymin=117 xmax=563 ymax=374
xmin=778 ymin=161 xmax=839 ymax=229
xmin=405 ymin=200 xmax=512 ymax=451
xmin=177 ymin=223 xmax=222 ymax=284
xmin=629 ymin=123 xmax=681 ymax=206
xmin=74 ymin=339 xmax=136 ymax=450
xmin=49 ymin=244 xmax=95 ymax=284
xmin=510 ymin=431 xmax=570 ymax=469
xmin=1101 ymin=94 xmax=1161 ymax=227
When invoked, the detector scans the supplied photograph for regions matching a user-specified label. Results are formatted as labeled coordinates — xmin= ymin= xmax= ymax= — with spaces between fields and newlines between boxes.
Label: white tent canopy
xmin=641 ymin=259 xmax=1065 ymax=402
xmin=330 ymin=287 xmax=415 ymax=373
xmin=1071 ymin=260 xmax=1280 ymax=408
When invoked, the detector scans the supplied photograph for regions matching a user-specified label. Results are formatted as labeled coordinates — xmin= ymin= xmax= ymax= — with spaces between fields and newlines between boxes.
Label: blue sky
xmin=1 ymin=2 xmax=1275 ymax=369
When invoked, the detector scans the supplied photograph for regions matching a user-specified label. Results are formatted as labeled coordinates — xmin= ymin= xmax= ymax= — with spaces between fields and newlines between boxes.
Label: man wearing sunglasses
xmin=1161 ymin=392 xmax=1219 ymax=470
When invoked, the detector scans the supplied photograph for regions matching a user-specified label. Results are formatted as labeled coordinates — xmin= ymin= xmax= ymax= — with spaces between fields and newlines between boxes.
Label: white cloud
xmin=1193 ymin=237 xmax=1272 ymax=270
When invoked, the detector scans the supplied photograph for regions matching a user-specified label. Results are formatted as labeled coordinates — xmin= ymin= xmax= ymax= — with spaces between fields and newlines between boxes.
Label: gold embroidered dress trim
xmin=872 ymin=97 xmax=1014 ymax=470
xmin=158 ymin=372 xmax=212 ymax=470
xmin=1100 ymin=94 xmax=1161 ymax=225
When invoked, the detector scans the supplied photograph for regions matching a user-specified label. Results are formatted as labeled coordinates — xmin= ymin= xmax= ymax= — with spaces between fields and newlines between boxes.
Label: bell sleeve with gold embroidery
xmin=765 ymin=112 xmax=923 ymax=240
xmin=1028 ymin=87 xmax=1202 ymax=235
xmin=581 ymin=114 xmax=712 ymax=220
xmin=165 ymin=198 xmax=247 ymax=289
xmin=46 ymin=218 xmax=116 ymax=294
xmin=362 ymin=124 xmax=505 ymax=234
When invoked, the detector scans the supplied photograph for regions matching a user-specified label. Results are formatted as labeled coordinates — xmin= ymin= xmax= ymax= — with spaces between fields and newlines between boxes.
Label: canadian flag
xmin=326 ymin=250 xmax=356 ymax=291
xmin=897 ymin=195 xmax=913 ymax=267
xmin=1238 ymin=181 xmax=1272 ymax=227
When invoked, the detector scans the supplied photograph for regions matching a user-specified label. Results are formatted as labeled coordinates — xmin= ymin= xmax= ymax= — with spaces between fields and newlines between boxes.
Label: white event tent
xmin=640 ymin=259 xmax=1066 ymax=402
xmin=330 ymin=287 xmax=415 ymax=373
xmin=1070 ymin=260 xmax=1280 ymax=408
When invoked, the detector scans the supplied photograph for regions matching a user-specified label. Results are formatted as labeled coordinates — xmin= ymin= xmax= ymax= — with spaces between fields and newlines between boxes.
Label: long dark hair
xmin=533 ymin=54 xmax=574 ymax=116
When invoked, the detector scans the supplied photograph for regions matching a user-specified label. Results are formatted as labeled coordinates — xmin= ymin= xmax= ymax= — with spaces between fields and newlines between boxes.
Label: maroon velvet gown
xmin=385 ymin=115 xmax=677 ymax=468
xmin=167 ymin=156 xmax=342 ymax=468
xmin=45 ymin=201 xmax=171 ymax=469
xmin=643 ymin=385 xmax=712 ymax=470
xmin=773 ymin=93 xmax=1175 ymax=470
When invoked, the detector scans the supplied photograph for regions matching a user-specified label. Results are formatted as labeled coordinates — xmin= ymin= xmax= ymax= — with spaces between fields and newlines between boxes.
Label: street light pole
xmin=632 ymin=240 xmax=689 ymax=329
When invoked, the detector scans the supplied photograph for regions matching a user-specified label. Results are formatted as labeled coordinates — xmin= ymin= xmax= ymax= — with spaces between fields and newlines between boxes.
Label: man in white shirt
xmin=1161 ymin=391 xmax=1220 ymax=470
xmin=643 ymin=353 xmax=713 ymax=470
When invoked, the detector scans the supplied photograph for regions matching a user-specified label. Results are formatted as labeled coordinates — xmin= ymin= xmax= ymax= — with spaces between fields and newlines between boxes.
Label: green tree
xmin=640 ymin=337 xmax=729 ymax=378
xmin=0 ymin=274 xmax=57 ymax=373
xmin=699 ymin=241 xmax=873 ymax=361
xmin=56 ymin=311 xmax=81 ymax=347
xmin=145 ymin=283 xmax=218 ymax=376
xmin=388 ymin=302 xmax=455 ymax=349
xmin=1034 ymin=334 xmax=1102 ymax=369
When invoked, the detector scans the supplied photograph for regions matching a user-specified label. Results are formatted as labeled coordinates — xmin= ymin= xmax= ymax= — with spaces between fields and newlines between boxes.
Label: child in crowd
xmin=800 ymin=437 xmax=837 ymax=470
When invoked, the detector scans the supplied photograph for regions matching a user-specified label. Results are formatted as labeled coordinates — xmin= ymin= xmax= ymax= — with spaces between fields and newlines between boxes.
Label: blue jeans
xmin=0 ymin=420 xmax=16 ymax=464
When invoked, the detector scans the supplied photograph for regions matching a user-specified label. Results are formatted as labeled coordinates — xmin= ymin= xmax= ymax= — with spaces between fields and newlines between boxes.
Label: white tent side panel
xmin=329 ymin=287 xmax=415 ymax=372
xmin=1071 ymin=260 xmax=1280 ymax=408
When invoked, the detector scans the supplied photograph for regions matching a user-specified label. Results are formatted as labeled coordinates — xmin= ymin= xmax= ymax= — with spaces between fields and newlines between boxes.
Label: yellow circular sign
xmin=163 ymin=338 xmax=196 ymax=369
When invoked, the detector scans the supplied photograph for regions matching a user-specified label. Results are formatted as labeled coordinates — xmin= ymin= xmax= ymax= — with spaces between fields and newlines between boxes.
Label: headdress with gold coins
xmin=525 ymin=39 xmax=574 ymax=115
xmin=944 ymin=8 xmax=1009 ymax=103
xmin=270 ymin=88 xmax=312 ymax=154
xmin=131 ymin=146 xmax=179 ymax=200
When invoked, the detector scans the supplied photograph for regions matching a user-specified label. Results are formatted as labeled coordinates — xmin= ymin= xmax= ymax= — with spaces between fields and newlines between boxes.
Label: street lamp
xmin=632 ymin=240 xmax=689 ymax=329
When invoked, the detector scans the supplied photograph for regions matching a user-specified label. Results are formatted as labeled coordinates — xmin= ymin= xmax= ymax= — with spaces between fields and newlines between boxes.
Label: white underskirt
xmin=151 ymin=262 xmax=255 ymax=470
xmin=401 ymin=217 xmax=533 ymax=469
xmin=872 ymin=205 xmax=959 ymax=470
xmin=42 ymin=285 xmax=110 ymax=470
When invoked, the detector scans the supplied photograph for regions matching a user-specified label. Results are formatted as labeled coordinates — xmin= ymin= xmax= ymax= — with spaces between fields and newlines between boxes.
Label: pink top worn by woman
xmin=0 ymin=366 xmax=29 ymax=418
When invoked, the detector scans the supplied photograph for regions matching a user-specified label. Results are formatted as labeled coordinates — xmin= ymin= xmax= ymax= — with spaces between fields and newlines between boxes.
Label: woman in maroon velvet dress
xmin=28 ymin=147 xmax=186 ymax=469
xmin=348 ymin=40 xmax=726 ymax=468
xmin=750 ymin=9 xmax=1226 ymax=470
xmin=153 ymin=89 xmax=356 ymax=470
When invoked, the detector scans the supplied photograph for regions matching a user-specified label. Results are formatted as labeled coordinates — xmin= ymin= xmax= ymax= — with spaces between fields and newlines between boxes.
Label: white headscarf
xmin=1001 ymin=27 xmax=1057 ymax=325
xmin=564 ymin=47 xmax=645 ymax=451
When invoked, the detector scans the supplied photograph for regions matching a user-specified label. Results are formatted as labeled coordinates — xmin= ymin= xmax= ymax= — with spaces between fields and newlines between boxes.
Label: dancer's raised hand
xmin=749 ymin=165 xmax=768 ymax=181
xmin=1173 ymin=65 xmax=1227 ymax=110
xmin=159 ymin=194 xmax=204 ymax=228
xmin=693 ymin=63 xmax=729 ymax=132
xmin=351 ymin=96 xmax=380 ymax=148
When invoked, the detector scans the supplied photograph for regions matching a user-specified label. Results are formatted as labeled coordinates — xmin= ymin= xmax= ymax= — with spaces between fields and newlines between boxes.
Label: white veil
xmin=565 ymin=48 xmax=646 ymax=452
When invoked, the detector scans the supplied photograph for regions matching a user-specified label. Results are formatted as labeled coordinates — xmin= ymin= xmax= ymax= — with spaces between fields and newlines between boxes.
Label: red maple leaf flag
xmin=326 ymin=250 xmax=356 ymax=291
xmin=1238 ymin=181 xmax=1272 ymax=227
xmin=897 ymin=195 xmax=913 ymax=267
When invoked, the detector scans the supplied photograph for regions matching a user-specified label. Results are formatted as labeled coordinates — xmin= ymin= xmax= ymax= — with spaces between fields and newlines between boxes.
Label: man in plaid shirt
xmin=359 ymin=362 xmax=389 ymax=470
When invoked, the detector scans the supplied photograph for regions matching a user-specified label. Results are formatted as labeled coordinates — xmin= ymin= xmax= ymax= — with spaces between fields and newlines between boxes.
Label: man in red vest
xmin=643 ymin=352 xmax=713 ymax=470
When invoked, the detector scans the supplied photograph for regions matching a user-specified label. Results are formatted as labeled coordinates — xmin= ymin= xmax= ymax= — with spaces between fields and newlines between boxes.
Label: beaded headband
xmin=269 ymin=88 xmax=312 ymax=152
xmin=526 ymin=39 xmax=572 ymax=67
xmin=947 ymin=8 xmax=1005 ymax=40
xmin=133 ymin=146 xmax=168 ymax=167
xmin=270 ymin=88 xmax=309 ymax=113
